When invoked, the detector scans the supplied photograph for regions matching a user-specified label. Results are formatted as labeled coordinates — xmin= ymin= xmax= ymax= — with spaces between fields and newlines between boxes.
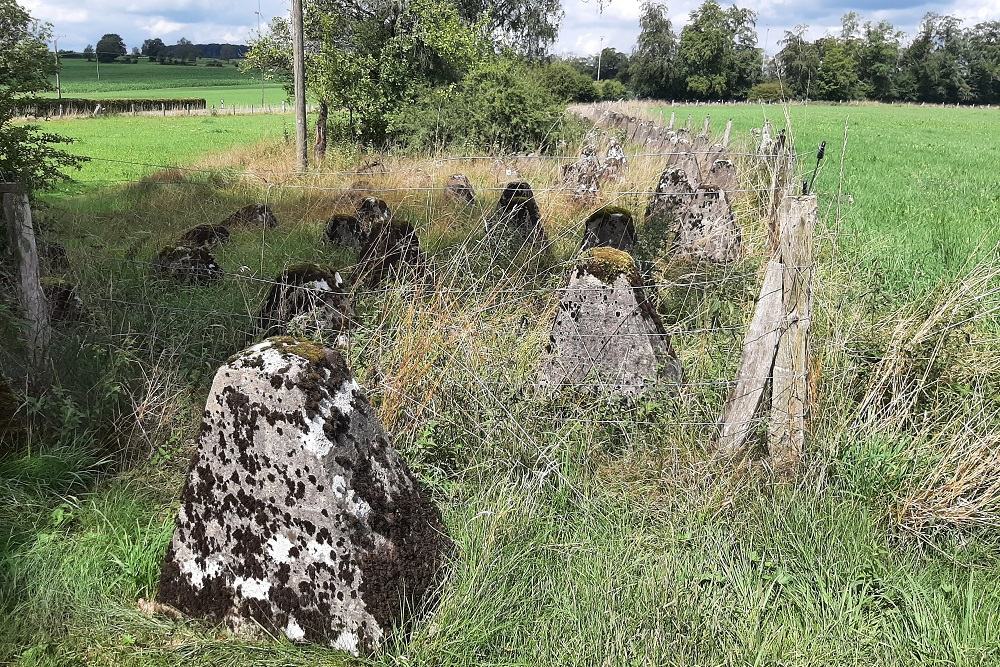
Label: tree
xmin=777 ymin=25 xmax=820 ymax=97
xmin=83 ymin=44 xmax=94 ymax=61
xmin=0 ymin=0 xmax=86 ymax=192
xmin=219 ymin=44 xmax=239 ymax=61
xmin=141 ymin=37 xmax=165 ymax=58
xmin=965 ymin=21 xmax=999 ymax=104
xmin=678 ymin=0 xmax=760 ymax=99
xmin=858 ymin=20 xmax=901 ymax=100
xmin=596 ymin=47 xmax=629 ymax=81
xmin=900 ymin=13 xmax=972 ymax=103
xmin=173 ymin=37 xmax=200 ymax=61
xmin=629 ymin=2 xmax=680 ymax=99
xmin=815 ymin=38 xmax=861 ymax=100
xmin=454 ymin=0 xmax=562 ymax=58
xmin=95 ymin=33 xmax=126 ymax=62
xmin=537 ymin=61 xmax=597 ymax=101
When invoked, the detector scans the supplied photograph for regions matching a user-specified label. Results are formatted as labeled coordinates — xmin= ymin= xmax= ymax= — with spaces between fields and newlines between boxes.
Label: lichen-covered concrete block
xmin=581 ymin=206 xmax=637 ymax=253
xmin=705 ymin=159 xmax=738 ymax=195
xmin=355 ymin=197 xmax=391 ymax=237
xmin=157 ymin=337 xmax=450 ymax=655
xmin=645 ymin=167 xmax=696 ymax=225
xmin=323 ymin=214 xmax=366 ymax=249
xmin=488 ymin=181 xmax=546 ymax=243
xmin=152 ymin=245 xmax=223 ymax=284
xmin=358 ymin=216 xmax=426 ymax=286
xmin=561 ymin=147 xmax=602 ymax=203
xmin=674 ymin=186 xmax=741 ymax=262
xmin=601 ymin=140 xmax=627 ymax=181
xmin=41 ymin=276 xmax=86 ymax=322
xmin=444 ymin=174 xmax=475 ymax=205
xmin=538 ymin=248 xmax=682 ymax=397
xmin=180 ymin=224 xmax=231 ymax=249
xmin=256 ymin=264 xmax=354 ymax=344
xmin=223 ymin=203 xmax=278 ymax=229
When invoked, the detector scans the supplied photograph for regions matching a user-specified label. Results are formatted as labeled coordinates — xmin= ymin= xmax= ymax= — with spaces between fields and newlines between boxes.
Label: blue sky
xmin=24 ymin=0 xmax=998 ymax=56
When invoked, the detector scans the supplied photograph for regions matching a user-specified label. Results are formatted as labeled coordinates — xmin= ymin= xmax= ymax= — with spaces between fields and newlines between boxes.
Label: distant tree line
xmin=770 ymin=12 xmax=999 ymax=105
xmin=546 ymin=2 xmax=999 ymax=106
xmin=64 ymin=36 xmax=248 ymax=63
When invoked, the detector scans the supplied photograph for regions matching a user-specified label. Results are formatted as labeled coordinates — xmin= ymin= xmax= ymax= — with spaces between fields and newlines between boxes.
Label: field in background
xmin=42 ymin=57 xmax=288 ymax=105
xmin=650 ymin=103 xmax=1000 ymax=298
xmin=2 ymin=103 xmax=999 ymax=666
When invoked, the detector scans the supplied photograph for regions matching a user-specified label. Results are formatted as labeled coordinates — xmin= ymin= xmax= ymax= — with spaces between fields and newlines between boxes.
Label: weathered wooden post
xmin=722 ymin=119 xmax=733 ymax=147
xmin=1 ymin=183 xmax=52 ymax=383
xmin=668 ymin=111 xmax=675 ymax=129
xmin=702 ymin=115 xmax=711 ymax=137
xmin=769 ymin=194 xmax=817 ymax=474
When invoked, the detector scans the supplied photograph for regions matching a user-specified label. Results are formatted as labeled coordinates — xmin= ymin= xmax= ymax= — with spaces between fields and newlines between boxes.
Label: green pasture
xmin=2 ymin=103 xmax=998 ymax=667
xmin=656 ymin=103 xmax=1000 ymax=296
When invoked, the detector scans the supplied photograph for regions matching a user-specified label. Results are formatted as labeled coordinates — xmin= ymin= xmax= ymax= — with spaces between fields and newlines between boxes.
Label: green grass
xmin=37 ymin=114 xmax=295 ymax=196
xmin=41 ymin=58 xmax=288 ymax=105
xmin=2 ymin=104 xmax=999 ymax=666
xmin=655 ymin=103 xmax=1000 ymax=297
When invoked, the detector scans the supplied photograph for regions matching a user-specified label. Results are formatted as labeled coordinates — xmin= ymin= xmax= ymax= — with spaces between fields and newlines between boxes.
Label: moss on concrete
xmin=578 ymin=247 xmax=640 ymax=285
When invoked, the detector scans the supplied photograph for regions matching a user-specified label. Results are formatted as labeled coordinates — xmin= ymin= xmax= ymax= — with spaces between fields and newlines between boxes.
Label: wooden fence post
xmin=769 ymin=194 xmax=817 ymax=474
xmin=1 ymin=183 xmax=52 ymax=383
xmin=716 ymin=187 xmax=817 ymax=476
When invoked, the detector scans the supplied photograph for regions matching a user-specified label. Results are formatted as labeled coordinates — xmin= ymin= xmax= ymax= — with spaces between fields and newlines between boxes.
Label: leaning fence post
xmin=769 ymin=194 xmax=817 ymax=475
xmin=1 ymin=183 xmax=52 ymax=383
xmin=722 ymin=119 xmax=732 ymax=147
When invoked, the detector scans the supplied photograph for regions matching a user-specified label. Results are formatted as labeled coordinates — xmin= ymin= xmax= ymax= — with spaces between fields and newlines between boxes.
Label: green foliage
xmin=387 ymin=59 xmax=568 ymax=152
xmin=629 ymin=2 xmax=680 ymax=99
xmin=536 ymin=62 xmax=598 ymax=102
xmin=747 ymin=80 xmax=786 ymax=101
xmin=678 ymin=0 xmax=762 ymax=100
xmin=596 ymin=78 xmax=627 ymax=101
xmin=0 ymin=0 xmax=85 ymax=191
xmin=815 ymin=38 xmax=863 ymax=100
xmin=95 ymin=33 xmax=126 ymax=63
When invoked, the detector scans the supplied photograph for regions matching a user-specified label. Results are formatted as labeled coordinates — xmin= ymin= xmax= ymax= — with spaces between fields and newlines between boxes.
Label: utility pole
xmin=52 ymin=37 xmax=62 ymax=100
xmin=256 ymin=0 xmax=265 ymax=106
xmin=596 ymin=35 xmax=604 ymax=81
xmin=291 ymin=0 xmax=308 ymax=172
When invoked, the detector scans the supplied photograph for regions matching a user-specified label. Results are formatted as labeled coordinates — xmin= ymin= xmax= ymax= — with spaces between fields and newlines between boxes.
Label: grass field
xmin=2 ymin=103 xmax=999 ymax=666
xmin=42 ymin=58 xmax=288 ymax=105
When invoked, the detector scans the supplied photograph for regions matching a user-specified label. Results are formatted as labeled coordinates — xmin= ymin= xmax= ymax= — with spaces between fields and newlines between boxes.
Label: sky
xmin=23 ymin=0 xmax=1000 ymax=57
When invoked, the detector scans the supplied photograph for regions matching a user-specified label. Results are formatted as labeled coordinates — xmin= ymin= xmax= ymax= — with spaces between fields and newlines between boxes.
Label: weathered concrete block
xmin=358 ymin=216 xmax=426 ymax=286
xmin=581 ymin=206 xmax=637 ymax=253
xmin=705 ymin=159 xmax=738 ymax=195
xmin=674 ymin=186 xmax=741 ymax=262
xmin=323 ymin=214 xmax=366 ymax=249
xmin=152 ymin=245 xmax=223 ymax=284
xmin=157 ymin=337 xmax=450 ymax=655
xmin=257 ymin=264 xmax=354 ymax=344
xmin=538 ymin=248 xmax=682 ymax=397
xmin=444 ymin=174 xmax=475 ymax=205
xmin=355 ymin=197 xmax=391 ymax=236
xmin=41 ymin=276 xmax=86 ymax=322
xmin=601 ymin=140 xmax=627 ymax=181
xmin=645 ymin=167 xmax=696 ymax=225
xmin=488 ymin=181 xmax=546 ymax=243
xmin=561 ymin=147 xmax=602 ymax=203
xmin=223 ymin=203 xmax=278 ymax=229
xmin=180 ymin=224 xmax=231 ymax=249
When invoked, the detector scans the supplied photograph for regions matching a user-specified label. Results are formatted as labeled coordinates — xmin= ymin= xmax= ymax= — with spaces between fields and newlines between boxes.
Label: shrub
xmin=535 ymin=62 xmax=598 ymax=103
xmin=747 ymin=81 xmax=787 ymax=102
xmin=387 ymin=59 xmax=569 ymax=153
xmin=596 ymin=79 xmax=627 ymax=101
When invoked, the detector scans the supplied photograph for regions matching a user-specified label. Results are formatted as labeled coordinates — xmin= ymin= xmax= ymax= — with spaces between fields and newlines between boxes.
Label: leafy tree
xmin=141 ymin=37 xmax=165 ymax=58
xmin=537 ymin=61 xmax=597 ymax=101
xmin=815 ymin=38 xmax=862 ymax=100
xmin=777 ymin=25 xmax=820 ymax=97
xmin=857 ymin=20 xmax=902 ymax=100
xmin=747 ymin=80 xmax=786 ymax=101
xmin=596 ymin=78 xmax=627 ymax=100
xmin=596 ymin=47 xmax=629 ymax=81
xmin=966 ymin=21 xmax=1000 ymax=104
xmin=0 ymin=0 xmax=85 ymax=192
xmin=83 ymin=44 xmax=94 ymax=61
xmin=219 ymin=44 xmax=240 ymax=61
xmin=454 ymin=0 xmax=562 ymax=58
xmin=629 ymin=2 xmax=680 ymax=99
xmin=899 ymin=13 xmax=972 ymax=103
xmin=95 ymin=33 xmax=126 ymax=62
xmin=678 ymin=0 xmax=761 ymax=99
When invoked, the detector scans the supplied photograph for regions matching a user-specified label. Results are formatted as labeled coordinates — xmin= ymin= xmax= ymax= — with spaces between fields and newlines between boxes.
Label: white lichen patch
xmin=235 ymin=577 xmax=272 ymax=601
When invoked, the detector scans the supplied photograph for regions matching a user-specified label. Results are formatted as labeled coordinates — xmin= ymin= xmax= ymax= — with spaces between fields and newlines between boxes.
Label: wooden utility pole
xmin=1 ymin=183 xmax=52 ymax=383
xmin=291 ymin=0 xmax=308 ymax=172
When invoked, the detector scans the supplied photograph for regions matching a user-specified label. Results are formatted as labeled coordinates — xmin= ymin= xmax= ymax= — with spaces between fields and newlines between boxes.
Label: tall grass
xmin=2 ymin=105 xmax=998 ymax=666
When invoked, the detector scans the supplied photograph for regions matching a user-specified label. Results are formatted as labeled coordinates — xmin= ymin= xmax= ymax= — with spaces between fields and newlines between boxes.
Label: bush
xmin=596 ymin=79 xmax=627 ymax=101
xmin=535 ymin=62 xmax=598 ymax=103
xmin=747 ymin=81 xmax=787 ymax=102
xmin=387 ymin=59 xmax=569 ymax=153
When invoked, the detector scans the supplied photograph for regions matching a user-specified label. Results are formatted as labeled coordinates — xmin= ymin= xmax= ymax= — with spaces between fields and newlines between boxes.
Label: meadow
xmin=1 ymin=102 xmax=998 ymax=666
xmin=42 ymin=57 xmax=288 ymax=105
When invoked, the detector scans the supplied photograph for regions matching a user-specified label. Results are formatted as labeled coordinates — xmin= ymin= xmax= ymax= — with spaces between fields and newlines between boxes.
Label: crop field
xmin=42 ymin=58 xmax=288 ymax=104
xmin=2 ymin=104 xmax=999 ymax=666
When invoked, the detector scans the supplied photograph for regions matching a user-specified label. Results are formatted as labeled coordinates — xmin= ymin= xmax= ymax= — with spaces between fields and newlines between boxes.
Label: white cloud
xmin=139 ymin=18 xmax=187 ymax=36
